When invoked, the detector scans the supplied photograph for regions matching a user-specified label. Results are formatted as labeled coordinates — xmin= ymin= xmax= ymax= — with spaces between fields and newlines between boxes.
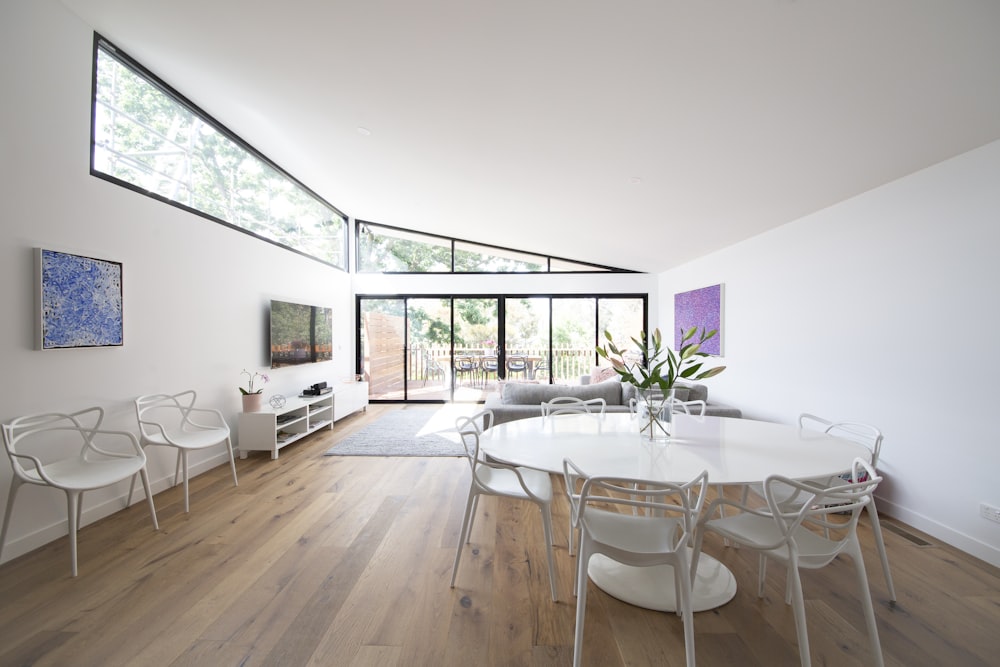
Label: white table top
xmin=481 ymin=413 xmax=870 ymax=485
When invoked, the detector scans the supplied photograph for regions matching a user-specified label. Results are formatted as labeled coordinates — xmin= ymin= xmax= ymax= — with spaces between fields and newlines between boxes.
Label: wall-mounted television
xmin=269 ymin=299 xmax=333 ymax=368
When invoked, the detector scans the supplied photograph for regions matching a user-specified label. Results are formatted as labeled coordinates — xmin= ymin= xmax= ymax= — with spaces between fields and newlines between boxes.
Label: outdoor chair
xmin=505 ymin=355 xmax=528 ymax=379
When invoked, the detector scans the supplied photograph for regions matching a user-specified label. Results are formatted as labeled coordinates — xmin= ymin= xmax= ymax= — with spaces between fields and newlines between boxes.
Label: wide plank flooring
xmin=1 ymin=404 xmax=998 ymax=666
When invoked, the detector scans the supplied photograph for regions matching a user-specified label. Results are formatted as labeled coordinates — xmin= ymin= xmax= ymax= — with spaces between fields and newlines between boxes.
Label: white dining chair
xmin=451 ymin=414 xmax=558 ymax=601
xmin=129 ymin=390 xmax=237 ymax=513
xmin=741 ymin=413 xmax=895 ymax=603
xmin=564 ymin=458 xmax=708 ymax=667
xmin=693 ymin=458 xmax=885 ymax=667
xmin=1 ymin=407 xmax=159 ymax=576
xmin=541 ymin=396 xmax=606 ymax=417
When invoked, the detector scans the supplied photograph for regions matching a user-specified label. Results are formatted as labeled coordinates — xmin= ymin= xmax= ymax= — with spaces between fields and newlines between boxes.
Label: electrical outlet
xmin=981 ymin=503 xmax=1000 ymax=524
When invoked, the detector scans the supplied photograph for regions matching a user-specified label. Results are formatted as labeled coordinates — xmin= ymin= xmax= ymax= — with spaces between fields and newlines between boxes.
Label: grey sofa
xmin=483 ymin=379 xmax=741 ymax=426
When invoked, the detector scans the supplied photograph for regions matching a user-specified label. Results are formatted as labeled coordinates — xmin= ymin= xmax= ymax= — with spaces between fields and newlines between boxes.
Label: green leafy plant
xmin=597 ymin=327 xmax=726 ymax=394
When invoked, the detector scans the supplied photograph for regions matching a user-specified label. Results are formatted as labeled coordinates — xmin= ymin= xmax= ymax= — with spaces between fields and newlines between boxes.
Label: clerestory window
xmin=91 ymin=34 xmax=347 ymax=270
xmin=356 ymin=220 xmax=635 ymax=273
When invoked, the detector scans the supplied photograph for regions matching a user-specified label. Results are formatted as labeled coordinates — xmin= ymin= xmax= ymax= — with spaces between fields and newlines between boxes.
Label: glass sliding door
xmin=453 ymin=298 xmax=499 ymax=401
xmin=359 ymin=293 xmax=646 ymax=403
xmin=503 ymin=297 xmax=550 ymax=382
xmin=407 ymin=298 xmax=452 ymax=400
xmin=551 ymin=298 xmax=598 ymax=384
xmin=598 ymin=297 xmax=645 ymax=367
xmin=359 ymin=298 xmax=406 ymax=400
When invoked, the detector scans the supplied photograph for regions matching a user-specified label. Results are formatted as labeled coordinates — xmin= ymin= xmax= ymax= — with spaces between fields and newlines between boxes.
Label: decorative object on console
xmin=597 ymin=328 xmax=725 ymax=441
xmin=36 ymin=248 xmax=123 ymax=349
xmin=269 ymin=394 xmax=286 ymax=409
xmin=674 ymin=284 xmax=723 ymax=355
xmin=302 ymin=381 xmax=332 ymax=396
xmin=240 ymin=368 xmax=269 ymax=412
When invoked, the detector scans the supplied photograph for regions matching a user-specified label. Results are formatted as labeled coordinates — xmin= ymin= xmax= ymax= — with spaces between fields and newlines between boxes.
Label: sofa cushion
xmin=501 ymin=381 xmax=624 ymax=406
xmin=589 ymin=366 xmax=619 ymax=384
xmin=677 ymin=382 xmax=708 ymax=403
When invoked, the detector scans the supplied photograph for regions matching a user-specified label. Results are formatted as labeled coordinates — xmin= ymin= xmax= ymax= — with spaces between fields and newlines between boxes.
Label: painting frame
xmin=36 ymin=247 xmax=124 ymax=350
xmin=674 ymin=283 xmax=724 ymax=356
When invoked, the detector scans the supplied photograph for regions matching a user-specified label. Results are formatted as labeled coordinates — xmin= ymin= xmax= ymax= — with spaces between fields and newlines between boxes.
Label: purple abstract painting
xmin=674 ymin=284 xmax=723 ymax=355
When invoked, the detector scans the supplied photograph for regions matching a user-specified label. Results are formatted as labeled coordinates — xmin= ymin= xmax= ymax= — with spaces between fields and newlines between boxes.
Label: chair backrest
xmin=2 ymin=407 xmax=140 ymax=482
xmin=542 ymin=396 xmax=606 ymax=416
xmin=455 ymin=357 xmax=478 ymax=371
xmin=135 ymin=391 xmax=200 ymax=438
xmin=764 ymin=458 xmax=881 ymax=549
xmin=455 ymin=415 xmax=482 ymax=470
xmin=457 ymin=409 xmax=495 ymax=435
xmin=799 ymin=413 xmax=884 ymax=467
xmin=506 ymin=355 xmax=527 ymax=371
xmin=481 ymin=357 xmax=498 ymax=372
xmin=673 ymin=399 xmax=707 ymax=417
xmin=563 ymin=458 xmax=709 ymax=548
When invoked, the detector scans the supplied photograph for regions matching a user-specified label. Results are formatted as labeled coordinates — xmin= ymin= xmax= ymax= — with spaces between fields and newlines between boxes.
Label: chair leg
xmin=866 ymin=501 xmax=897 ymax=603
xmin=675 ymin=551 xmax=697 ymax=667
xmin=138 ymin=468 xmax=159 ymax=531
xmin=180 ymin=450 xmax=190 ymax=513
xmin=66 ymin=490 xmax=81 ymax=577
xmin=539 ymin=502 xmax=558 ymax=602
xmin=786 ymin=560 xmax=811 ymax=667
xmin=847 ymin=539 xmax=885 ymax=666
xmin=572 ymin=547 xmax=590 ymax=667
xmin=758 ymin=553 xmax=768 ymax=598
xmin=174 ymin=449 xmax=183 ymax=487
xmin=126 ymin=473 xmax=137 ymax=507
xmin=466 ymin=495 xmax=479 ymax=543
xmin=225 ymin=437 xmax=239 ymax=487
xmin=451 ymin=489 xmax=478 ymax=588
xmin=0 ymin=478 xmax=22 ymax=563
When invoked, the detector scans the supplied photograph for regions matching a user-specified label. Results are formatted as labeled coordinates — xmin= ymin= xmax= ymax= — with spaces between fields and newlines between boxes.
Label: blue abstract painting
xmin=38 ymin=249 xmax=123 ymax=349
xmin=674 ymin=284 xmax=723 ymax=355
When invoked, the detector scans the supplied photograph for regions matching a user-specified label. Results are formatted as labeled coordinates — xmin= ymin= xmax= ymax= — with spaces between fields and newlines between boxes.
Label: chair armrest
xmin=183 ymin=407 xmax=228 ymax=430
xmin=84 ymin=429 xmax=145 ymax=460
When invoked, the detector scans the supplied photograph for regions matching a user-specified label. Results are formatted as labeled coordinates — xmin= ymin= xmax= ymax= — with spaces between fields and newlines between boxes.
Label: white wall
xmin=0 ymin=0 xmax=355 ymax=562
xmin=0 ymin=0 xmax=660 ymax=564
xmin=658 ymin=139 xmax=1000 ymax=566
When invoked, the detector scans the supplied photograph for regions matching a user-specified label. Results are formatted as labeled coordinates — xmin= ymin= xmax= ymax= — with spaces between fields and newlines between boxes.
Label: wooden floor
xmin=1 ymin=404 xmax=998 ymax=666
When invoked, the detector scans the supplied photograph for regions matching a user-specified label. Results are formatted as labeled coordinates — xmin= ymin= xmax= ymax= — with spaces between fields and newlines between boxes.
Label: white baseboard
xmin=877 ymin=496 xmax=1000 ymax=568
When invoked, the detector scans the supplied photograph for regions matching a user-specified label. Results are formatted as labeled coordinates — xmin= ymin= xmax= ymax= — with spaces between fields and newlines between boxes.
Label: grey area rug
xmin=324 ymin=408 xmax=467 ymax=457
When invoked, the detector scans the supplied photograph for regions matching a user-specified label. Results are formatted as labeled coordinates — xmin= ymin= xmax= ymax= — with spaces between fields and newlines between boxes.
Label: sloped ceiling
xmin=60 ymin=0 xmax=1000 ymax=272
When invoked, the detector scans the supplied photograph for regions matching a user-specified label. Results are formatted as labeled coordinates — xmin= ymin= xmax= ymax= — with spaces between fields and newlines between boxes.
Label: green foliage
xmin=596 ymin=327 xmax=726 ymax=393
xmin=94 ymin=48 xmax=344 ymax=267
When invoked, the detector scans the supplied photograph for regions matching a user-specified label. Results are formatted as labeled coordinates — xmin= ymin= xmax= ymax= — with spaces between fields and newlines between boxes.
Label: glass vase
xmin=636 ymin=387 xmax=675 ymax=441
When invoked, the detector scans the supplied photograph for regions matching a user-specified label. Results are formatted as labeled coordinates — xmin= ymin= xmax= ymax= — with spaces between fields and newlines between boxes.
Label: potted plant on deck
xmin=597 ymin=327 xmax=726 ymax=440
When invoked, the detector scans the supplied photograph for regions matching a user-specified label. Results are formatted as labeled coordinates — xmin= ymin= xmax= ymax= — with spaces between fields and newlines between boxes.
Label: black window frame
xmin=90 ymin=33 xmax=348 ymax=271
xmin=355 ymin=220 xmax=640 ymax=274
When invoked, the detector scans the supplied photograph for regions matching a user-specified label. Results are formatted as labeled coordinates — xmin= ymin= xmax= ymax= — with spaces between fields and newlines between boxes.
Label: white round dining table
xmin=480 ymin=412 xmax=871 ymax=612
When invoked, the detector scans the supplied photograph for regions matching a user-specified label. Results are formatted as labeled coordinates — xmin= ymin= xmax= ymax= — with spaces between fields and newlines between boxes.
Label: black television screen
xmin=270 ymin=299 xmax=333 ymax=368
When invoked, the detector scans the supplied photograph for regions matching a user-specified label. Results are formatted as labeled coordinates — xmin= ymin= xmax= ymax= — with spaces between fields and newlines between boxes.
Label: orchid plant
xmin=240 ymin=368 xmax=269 ymax=395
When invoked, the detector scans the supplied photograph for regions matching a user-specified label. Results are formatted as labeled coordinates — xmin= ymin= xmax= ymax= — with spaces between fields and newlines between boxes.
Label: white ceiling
xmin=60 ymin=0 xmax=1000 ymax=273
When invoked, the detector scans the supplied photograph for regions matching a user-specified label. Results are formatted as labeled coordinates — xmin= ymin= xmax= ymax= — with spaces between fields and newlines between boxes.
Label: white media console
xmin=238 ymin=381 xmax=368 ymax=459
